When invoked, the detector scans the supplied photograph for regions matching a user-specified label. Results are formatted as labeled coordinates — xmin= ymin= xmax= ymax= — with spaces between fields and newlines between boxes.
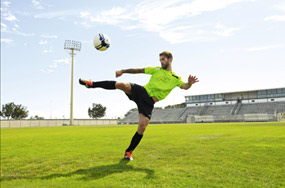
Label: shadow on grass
xmin=41 ymin=159 xmax=155 ymax=180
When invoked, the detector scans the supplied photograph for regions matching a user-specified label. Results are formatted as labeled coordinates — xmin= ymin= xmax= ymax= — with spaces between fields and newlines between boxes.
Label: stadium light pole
xmin=64 ymin=40 xmax=81 ymax=125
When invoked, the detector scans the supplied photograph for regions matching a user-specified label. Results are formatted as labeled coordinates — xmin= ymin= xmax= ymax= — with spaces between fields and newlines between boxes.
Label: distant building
xmin=185 ymin=88 xmax=285 ymax=106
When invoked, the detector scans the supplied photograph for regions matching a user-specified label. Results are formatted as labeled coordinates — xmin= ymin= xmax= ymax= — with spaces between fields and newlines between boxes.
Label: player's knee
xmin=138 ymin=126 xmax=146 ymax=134
xmin=139 ymin=122 xmax=148 ymax=132
xmin=115 ymin=82 xmax=127 ymax=90
xmin=143 ymin=119 xmax=150 ymax=126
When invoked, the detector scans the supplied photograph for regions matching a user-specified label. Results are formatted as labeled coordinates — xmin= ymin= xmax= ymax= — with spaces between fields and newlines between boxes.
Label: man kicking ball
xmin=79 ymin=51 xmax=199 ymax=160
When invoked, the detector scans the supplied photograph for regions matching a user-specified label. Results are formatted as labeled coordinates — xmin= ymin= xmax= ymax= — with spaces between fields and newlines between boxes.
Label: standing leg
xmin=137 ymin=113 xmax=150 ymax=135
xmin=125 ymin=114 xmax=150 ymax=160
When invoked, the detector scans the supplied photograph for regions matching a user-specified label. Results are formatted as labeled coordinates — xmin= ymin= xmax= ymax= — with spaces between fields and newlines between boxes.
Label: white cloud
xmin=41 ymin=69 xmax=54 ymax=73
xmin=41 ymin=58 xmax=70 ymax=73
xmin=2 ymin=29 xmax=35 ymax=37
xmin=0 ymin=2 xmax=35 ymax=37
xmin=1 ymin=1 xmax=18 ymax=22
xmin=41 ymin=34 xmax=58 ymax=39
xmin=2 ymin=1 xmax=11 ymax=7
xmin=215 ymin=23 xmax=239 ymax=37
xmin=1 ymin=22 xmax=7 ymax=31
xmin=158 ymin=24 xmax=217 ymax=44
xmin=49 ymin=63 xmax=57 ymax=68
xmin=79 ymin=7 xmax=129 ymax=25
xmin=34 ymin=10 xmax=77 ymax=19
xmin=80 ymin=40 xmax=92 ymax=44
xmin=247 ymin=45 xmax=282 ymax=52
xmin=2 ymin=11 xmax=17 ymax=21
xmin=74 ymin=21 xmax=93 ymax=28
xmin=53 ymin=58 xmax=70 ymax=64
xmin=32 ymin=0 xmax=44 ymax=9
xmin=33 ymin=0 xmax=250 ymax=43
xmin=272 ymin=3 xmax=285 ymax=12
xmin=78 ymin=0 xmax=249 ymax=43
xmin=265 ymin=3 xmax=285 ymax=22
xmin=43 ymin=49 xmax=53 ymax=53
xmin=80 ymin=11 xmax=91 ymax=18
xmin=1 ymin=22 xmax=7 ymax=27
xmin=39 ymin=40 xmax=48 ymax=45
xmin=1 ymin=38 xmax=13 ymax=44
xmin=2 ymin=20 xmax=33 ymax=36
xmin=264 ymin=15 xmax=285 ymax=22
xmin=82 ymin=0 xmax=251 ymax=26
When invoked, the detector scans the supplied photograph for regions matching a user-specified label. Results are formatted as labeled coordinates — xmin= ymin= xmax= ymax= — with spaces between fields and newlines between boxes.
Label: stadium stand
xmin=120 ymin=88 xmax=285 ymax=124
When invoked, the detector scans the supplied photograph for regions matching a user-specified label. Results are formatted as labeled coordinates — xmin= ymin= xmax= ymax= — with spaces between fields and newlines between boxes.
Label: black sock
xmin=126 ymin=132 xmax=143 ymax=152
xmin=91 ymin=81 xmax=116 ymax=89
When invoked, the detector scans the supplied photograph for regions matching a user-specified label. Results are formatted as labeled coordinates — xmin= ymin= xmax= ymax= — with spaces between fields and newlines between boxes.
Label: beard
xmin=162 ymin=61 xmax=169 ymax=69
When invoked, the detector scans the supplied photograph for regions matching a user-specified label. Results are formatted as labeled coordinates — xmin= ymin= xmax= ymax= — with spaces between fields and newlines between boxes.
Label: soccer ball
xmin=93 ymin=33 xmax=111 ymax=51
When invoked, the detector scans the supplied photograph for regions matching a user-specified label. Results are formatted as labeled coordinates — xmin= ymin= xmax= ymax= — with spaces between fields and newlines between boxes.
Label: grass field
xmin=1 ymin=122 xmax=285 ymax=188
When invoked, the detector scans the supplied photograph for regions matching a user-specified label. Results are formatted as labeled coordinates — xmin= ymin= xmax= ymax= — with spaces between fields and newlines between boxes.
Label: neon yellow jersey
xmin=144 ymin=67 xmax=185 ymax=101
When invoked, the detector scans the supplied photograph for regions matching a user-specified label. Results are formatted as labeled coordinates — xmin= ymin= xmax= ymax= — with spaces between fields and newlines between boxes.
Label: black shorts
xmin=125 ymin=83 xmax=155 ymax=120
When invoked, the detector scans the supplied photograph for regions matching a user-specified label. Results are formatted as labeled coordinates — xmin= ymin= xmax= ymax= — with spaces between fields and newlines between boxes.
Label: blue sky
xmin=1 ymin=0 xmax=285 ymax=119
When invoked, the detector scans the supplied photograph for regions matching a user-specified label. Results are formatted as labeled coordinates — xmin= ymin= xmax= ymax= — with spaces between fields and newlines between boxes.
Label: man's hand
xmin=180 ymin=75 xmax=199 ymax=90
xmin=116 ymin=70 xmax=123 ymax=78
xmin=188 ymin=75 xmax=199 ymax=85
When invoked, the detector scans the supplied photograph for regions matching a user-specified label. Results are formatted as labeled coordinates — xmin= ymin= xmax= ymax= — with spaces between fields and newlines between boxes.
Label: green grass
xmin=1 ymin=122 xmax=285 ymax=188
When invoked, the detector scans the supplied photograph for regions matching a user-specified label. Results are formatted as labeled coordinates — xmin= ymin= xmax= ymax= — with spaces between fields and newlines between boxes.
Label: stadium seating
xmin=120 ymin=101 xmax=285 ymax=124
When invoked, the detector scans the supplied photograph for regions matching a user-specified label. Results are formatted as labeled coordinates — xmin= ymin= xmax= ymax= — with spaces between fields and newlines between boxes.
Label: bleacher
xmin=120 ymin=101 xmax=285 ymax=124
xmin=239 ymin=102 xmax=280 ymax=114
xmin=150 ymin=108 xmax=187 ymax=123
xmin=120 ymin=88 xmax=285 ymax=124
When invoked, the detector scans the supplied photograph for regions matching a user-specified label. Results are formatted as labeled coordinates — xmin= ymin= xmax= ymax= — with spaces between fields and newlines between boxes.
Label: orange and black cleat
xmin=124 ymin=151 xmax=133 ymax=161
xmin=79 ymin=78 xmax=93 ymax=88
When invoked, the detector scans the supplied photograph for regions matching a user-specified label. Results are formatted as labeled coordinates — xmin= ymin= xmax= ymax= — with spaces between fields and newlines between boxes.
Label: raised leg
xmin=115 ymin=82 xmax=132 ymax=95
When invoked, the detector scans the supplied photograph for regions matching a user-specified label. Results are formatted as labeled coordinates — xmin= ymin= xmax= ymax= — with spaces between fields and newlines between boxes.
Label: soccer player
xmin=79 ymin=51 xmax=199 ymax=160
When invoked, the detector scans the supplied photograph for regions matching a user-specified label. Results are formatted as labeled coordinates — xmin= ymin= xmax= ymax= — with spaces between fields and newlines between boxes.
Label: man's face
xmin=160 ymin=55 xmax=171 ymax=69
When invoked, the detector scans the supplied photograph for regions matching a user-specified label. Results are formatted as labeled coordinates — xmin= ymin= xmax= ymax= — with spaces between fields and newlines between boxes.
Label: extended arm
xmin=180 ymin=75 xmax=199 ymax=90
xmin=116 ymin=68 xmax=145 ymax=78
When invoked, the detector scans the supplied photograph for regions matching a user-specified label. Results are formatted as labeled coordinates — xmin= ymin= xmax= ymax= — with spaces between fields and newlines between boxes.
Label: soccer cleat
xmin=124 ymin=151 xmax=133 ymax=161
xmin=79 ymin=78 xmax=93 ymax=88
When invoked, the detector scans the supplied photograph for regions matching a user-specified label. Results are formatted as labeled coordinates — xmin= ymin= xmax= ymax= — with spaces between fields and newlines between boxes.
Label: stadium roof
xmin=185 ymin=87 xmax=285 ymax=97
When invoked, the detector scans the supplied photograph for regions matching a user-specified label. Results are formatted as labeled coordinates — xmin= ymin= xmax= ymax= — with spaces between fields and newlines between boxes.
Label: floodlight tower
xmin=64 ymin=40 xmax=81 ymax=125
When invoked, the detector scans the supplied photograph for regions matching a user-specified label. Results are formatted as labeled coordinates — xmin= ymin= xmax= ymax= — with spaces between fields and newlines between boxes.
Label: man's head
xmin=159 ymin=51 xmax=173 ymax=70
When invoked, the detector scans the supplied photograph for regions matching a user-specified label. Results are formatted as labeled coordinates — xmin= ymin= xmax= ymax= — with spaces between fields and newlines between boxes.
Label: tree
xmin=124 ymin=108 xmax=138 ymax=117
xmin=0 ymin=102 xmax=29 ymax=120
xmin=154 ymin=107 xmax=162 ymax=109
xmin=30 ymin=115 xmax=44 ymax=120
xmin=11 ymin=104 xmax=29 ymax=119
xmin=1 ymin=102 xmax=15 ymax=119
xmin=165 ymin=102 xmax=186 ymax=109
xmin=88 ymin=103 xmax=106 ymax=119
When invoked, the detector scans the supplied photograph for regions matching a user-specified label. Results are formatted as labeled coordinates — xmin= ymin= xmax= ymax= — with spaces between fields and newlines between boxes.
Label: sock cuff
xmin=136 ymin=131 xmax=143 ymax=137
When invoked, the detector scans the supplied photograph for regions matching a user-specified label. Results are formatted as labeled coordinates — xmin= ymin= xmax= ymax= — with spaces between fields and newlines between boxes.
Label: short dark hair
xmin=159 ymin=51 xmax=173 ymax=59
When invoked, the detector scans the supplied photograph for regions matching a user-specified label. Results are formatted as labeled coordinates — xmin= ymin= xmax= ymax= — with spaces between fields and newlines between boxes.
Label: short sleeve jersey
xmin=144 ymin=67 xmax=185 ymax=101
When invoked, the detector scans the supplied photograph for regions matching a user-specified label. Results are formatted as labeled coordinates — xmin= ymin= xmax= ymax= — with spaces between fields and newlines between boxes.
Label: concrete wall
xmin=244 ymin=114 xmax=270 ymax=122
xmin=186 ymin=114 xmax=277 ymax=123
xmin=194 ymin=115 xmax=214 ymax=123
xmin=0 ymin=119 xmax=118 ymax=128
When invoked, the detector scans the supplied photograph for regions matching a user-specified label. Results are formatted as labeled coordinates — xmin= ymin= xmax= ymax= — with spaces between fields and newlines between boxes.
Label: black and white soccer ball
xmin=93 ymin=33 xmax=111 ymax=51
